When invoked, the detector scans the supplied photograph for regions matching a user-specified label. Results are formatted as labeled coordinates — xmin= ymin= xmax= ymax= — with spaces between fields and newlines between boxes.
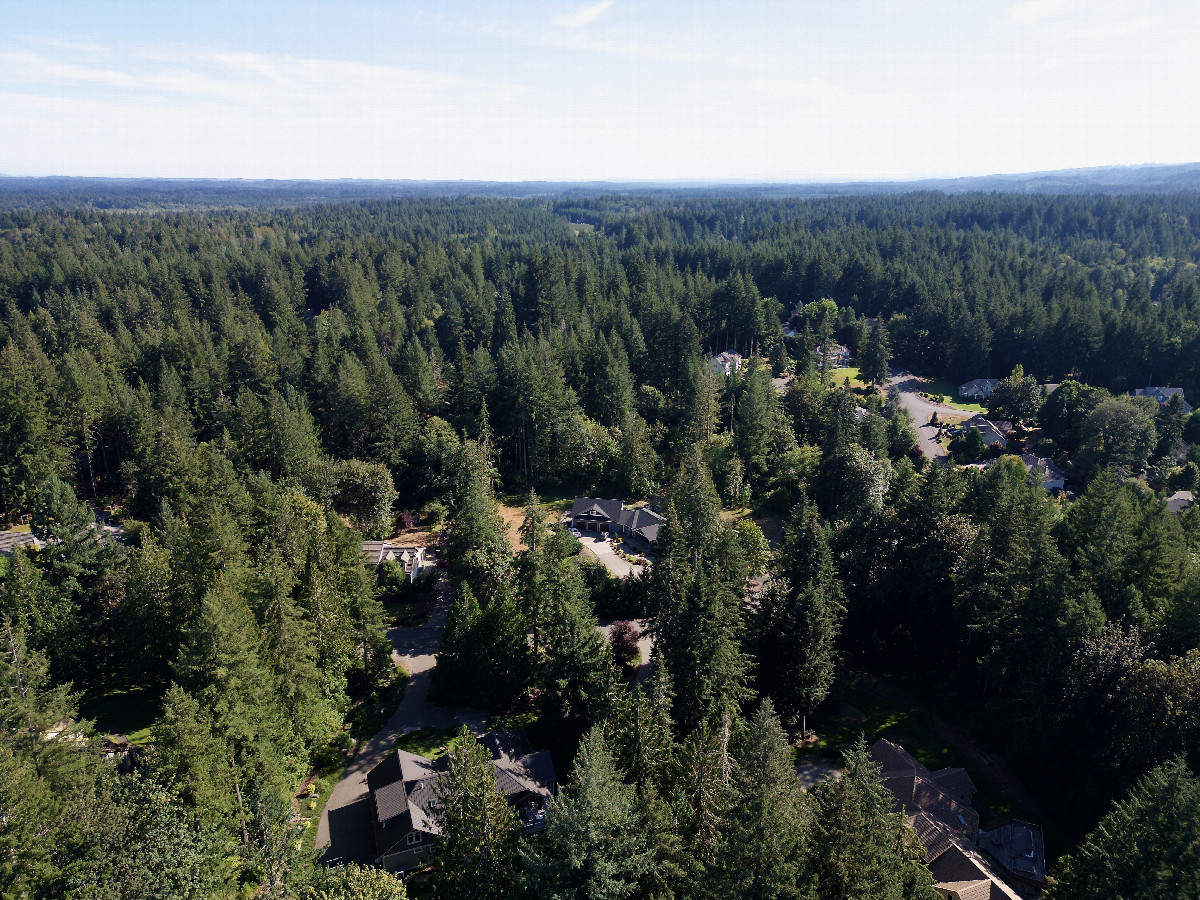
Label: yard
xmin=916 ymin=376 xmax=989 ymax=413
xmin=805 ymin=675 xmax=1048 ymax=840
xmin=79 ymin=685 xmax=159 ymax=745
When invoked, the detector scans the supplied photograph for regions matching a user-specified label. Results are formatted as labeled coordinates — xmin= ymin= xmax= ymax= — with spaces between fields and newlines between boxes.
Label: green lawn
xmin=394 ymin=726 xmax=466 ymax=761
xmin=918 ymin=376 xmax=988 ymax=413
xmin=832 ymin=366 xmax=870 ymax=389
xmin=79 ymin=685 xmax=160 ymax=745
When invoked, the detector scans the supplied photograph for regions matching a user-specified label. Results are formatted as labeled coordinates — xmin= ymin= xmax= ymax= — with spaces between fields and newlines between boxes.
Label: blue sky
xmin=1 ymin=0 xmax=1197 ymax=180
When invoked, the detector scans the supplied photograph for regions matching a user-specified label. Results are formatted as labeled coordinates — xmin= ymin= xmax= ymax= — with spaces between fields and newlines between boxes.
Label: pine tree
xmin=447 ymin=440 xmax=512 ymax=599
xmin=431 ymin=726 xmax=522 ymax=900
xmin=522 ymin=726 xmax=652 ymax=900
xmin=807 ymin=742 xmax=937 ymax=900
xmin=723 ymin=700 xmax=811 ymax=900
xmin=860 ymin=323 xmax=891 ymax=386
xmin=1045 ymin=757 xmax=1200 ymax=900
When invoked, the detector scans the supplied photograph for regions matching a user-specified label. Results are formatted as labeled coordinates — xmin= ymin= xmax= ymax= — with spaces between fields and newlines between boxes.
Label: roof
xmin=617 ymin=506 xmax=665 ymax=543
xmin=930 ymin=767 xmax=979 ymax=805
xmin=367 ymin=729 xmax=556 ymax=859
xmin=1168 ymin=491 xmax=1195 ymax=513
xmin=0 ymin=530 xmax=44 ymax=556
xmin=959 ymin=378 xmax=1000 ymax=392
xmin=571 ymin=498 xmax=625 ymax=521
xmin=362 ymin=542 xmax=425 ymax=567
xmin=980 ymin=822 xmax=1047 ymax=884
xmin=1134 ymin=386 xmax=1193 ymax=413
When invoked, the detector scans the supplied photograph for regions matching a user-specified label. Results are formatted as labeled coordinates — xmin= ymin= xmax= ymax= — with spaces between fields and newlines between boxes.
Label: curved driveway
xmin=889 ymin=371 xmax=969 ymax=463
xmin=316 ymin=582 xmax=482 ymax=864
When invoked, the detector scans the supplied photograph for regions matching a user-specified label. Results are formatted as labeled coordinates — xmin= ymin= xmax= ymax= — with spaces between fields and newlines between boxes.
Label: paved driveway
xmin=316 ymin=579 xmax=486 ymax=864
xmin=888 ymin=371 xmax=969 ymax=463
xmin=577 ymin=533 xmax=641 ymax=579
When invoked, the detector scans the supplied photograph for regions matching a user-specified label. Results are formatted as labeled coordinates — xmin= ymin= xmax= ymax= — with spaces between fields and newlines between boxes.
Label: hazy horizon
xmin=3 ymin=1 xmax=1198 ymax=182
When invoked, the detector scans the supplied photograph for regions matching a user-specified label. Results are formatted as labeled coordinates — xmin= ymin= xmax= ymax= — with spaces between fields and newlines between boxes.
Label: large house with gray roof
xmin=570 ymin=498 xmax=665 ymax=551
xmin=1133 ymin=386 xmax=1193 ymax=414
xmin=367 ymin=728 xmax=555 ymax=873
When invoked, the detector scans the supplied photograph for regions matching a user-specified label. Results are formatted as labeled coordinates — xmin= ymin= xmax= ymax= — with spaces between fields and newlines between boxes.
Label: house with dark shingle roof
xmin=959 ymin=378 xmax=1000 ymax=401
xmin=367 ymin=728 xmax=555 ymax=873
xmin=570 ymin=498 xmax=665 ymax=551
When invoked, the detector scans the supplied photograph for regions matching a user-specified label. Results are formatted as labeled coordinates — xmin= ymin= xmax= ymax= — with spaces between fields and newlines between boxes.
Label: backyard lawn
xmin=917 ymin=376 xmax=989 ymax=413
xmin=79 ymin=685 xmax=159 ymax=744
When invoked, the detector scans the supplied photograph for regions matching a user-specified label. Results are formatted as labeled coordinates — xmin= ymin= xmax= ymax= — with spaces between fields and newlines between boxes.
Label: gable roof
xmin=571 ymin=498 xmax=625 ymax=521
xmin=617 ymin=506 xmax=665 ymax=543
xmin=0 ymin=530 xmax=44 ymax=556
xmin=1168 ymin=491 xmax=1195 ymax=513
xmin=367 ymin=730 xmax=556 ymax=859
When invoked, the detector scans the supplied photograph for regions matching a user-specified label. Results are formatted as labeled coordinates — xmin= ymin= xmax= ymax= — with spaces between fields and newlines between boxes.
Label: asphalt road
xmin=888 ymin=371 xmax=969 ymax=463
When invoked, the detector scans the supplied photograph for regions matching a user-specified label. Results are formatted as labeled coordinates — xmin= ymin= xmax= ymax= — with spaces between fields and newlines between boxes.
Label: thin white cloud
xmin=1079 ymin=14 xmax=1162 ymax=38
xmin=558 ymin=0 xmax=615 ymax=28
xmin=1009 ymin=0 xmax=1074 ymax=24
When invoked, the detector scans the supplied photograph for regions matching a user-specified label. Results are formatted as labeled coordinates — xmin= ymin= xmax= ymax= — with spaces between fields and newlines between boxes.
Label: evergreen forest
xmin=2 ymin=187 xmax=1200 ymax=899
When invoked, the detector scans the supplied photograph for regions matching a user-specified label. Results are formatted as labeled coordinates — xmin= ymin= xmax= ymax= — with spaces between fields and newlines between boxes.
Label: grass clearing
xmin=394 ymin=726 xmax=466 ymax=760
xmin=917 ymin=376 xmax=989 ymax=413
xmin=79 ymin=685 xmax=160 ymax=745
xmin=831 ymin=366 xmax=870 ymax=389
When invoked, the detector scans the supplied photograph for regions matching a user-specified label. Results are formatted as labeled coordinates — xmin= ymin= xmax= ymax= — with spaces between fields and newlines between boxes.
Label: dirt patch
xmin=384 ymin=525 xmax=442 ymax=547
xmin=497 ymin=504 xmax=526 ymax=551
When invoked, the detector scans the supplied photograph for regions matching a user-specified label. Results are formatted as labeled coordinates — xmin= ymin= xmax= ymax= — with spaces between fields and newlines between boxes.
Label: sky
xmin=1 ymin=0 xmax=1198 ymax=182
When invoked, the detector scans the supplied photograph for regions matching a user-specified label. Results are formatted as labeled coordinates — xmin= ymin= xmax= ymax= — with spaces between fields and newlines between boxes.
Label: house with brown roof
xmin=869 ymin=739 xmax=1033 ymax=899
xmin=366 ymin=728 xmax=555 ymax=873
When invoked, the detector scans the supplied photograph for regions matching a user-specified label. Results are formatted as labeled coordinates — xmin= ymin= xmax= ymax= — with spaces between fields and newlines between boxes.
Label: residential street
xmin=888 ymin=371 xmax=968 ymax=463
xmin=316 ymin=581 xmax=485 ymax=865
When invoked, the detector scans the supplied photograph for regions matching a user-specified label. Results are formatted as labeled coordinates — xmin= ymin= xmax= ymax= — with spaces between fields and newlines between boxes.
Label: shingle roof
xmin=931 ymin=767 xmax=978 ymax=804
xmin=571 ymin=498 xmax=624 ymax=521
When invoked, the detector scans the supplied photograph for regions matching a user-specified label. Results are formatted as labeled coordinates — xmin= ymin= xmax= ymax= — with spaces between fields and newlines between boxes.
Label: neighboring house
xmin=710 ymin=352 xmax=744 ymax=377
xmin=954 ymin=415 xmax=1011 ymax=450
xmin=980 ymin=822 xmax=1047 ymax=886
xmin=1018 ymin=454 xmax=1068 ymax=492
xmin=1133 ymin=386 xmax=1193 ymax=414
xmin=870 ymin=739 xmax=1041 ymax=897
xmin=367 ymin=729 xmax=556 ymax=873
xmin=362 ymin=542 xmax=426 ymax=581
xmin=959 ymin=378 xmax=1000 ymax=401
xmin=814 ymin=343 xmax=852 ymax=368
xmin=1168 ymin=491 xmax=1195 ymax=514
xmin=0 ymin=529 xmax=44 ymax=556
xmin=570 ymin=498 xmax=665 ymax=551
xmin=853 ymin=406 xmax=871 ymax=423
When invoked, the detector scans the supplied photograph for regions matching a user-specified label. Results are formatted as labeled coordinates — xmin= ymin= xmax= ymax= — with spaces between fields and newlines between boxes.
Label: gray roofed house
xmin=1133 ymin=386 xmax=1193 ymax=414
xmin=367 ymin=728 xmax=556 ymax=873
xmin=1168 ymin=491 xmax=1195 ymax=514
xmin=570 ymin=498 xmax=665 ymax=550
xmin=362 ymin=542 xmax=426 ymax=581
xmin=1018 ymin=454 xmax=1068 ymax=491
xmin=710 ymin=352 xmax=744 ymax=377
xmin=954 ymin=415 xmax=1011 ymax=450
xmin=0 ymin=529 xmax=44 ymax=557
xmin=959 ymin=378 xmax=1000 ymax=401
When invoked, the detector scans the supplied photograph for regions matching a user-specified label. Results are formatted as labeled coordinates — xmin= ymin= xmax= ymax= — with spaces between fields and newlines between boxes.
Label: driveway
xmin=577 ymin=533 xmax=641 ymax=579
xmin=888 ymin=371 xmax=969 ymax=463
xmin=316 ymin=579 xmax=486 ymax=864
xmin=598 ymin=617 xmax=655 ymax=683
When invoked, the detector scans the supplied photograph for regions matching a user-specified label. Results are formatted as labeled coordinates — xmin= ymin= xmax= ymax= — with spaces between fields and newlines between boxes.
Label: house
xmin=0 ymin=529 xmax=44 ymax=557
xmin=959 ymin=379 xmax=1000 ymax=401
xmin=954 ymin=415 xmax=1011 ymax=450
xmin=367 ymin=728 xmax=556 ymax=872
xmin=869 ymin=739 xmax=1031 ymax=899
xmin=853 ymin=406 xmax=871 ymax=423
xmin=1018 ymin=454 xmax=1068 ymax=492
xmin=1168 ymin=491 xmax=1195 ymax=514
xmin=710 ymin=352 xmax=744 ymax=377
xmin=814 ymin=343 xmax=852 ymax=368
xmin=570 ymin=498 xmax=665 ymax=551
xmin=980 ymin=822 xmax=1047 ymax=886
xmin=1133 ymin=386 xmax=1193 ymax=414
xmin=362 ymin=542 xmax=426 ymax=581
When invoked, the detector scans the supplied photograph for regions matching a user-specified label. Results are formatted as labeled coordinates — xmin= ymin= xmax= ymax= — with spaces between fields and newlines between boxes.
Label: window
xmin=407 ymin=832 xmax=422 ymax=846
